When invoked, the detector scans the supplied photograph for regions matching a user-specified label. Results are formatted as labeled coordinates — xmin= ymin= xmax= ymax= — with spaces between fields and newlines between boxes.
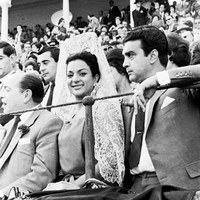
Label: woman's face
xmin=66 ymin=59 xmax=99 ymax=100
xmin=25 ymin=65 xmax=34 ymax=72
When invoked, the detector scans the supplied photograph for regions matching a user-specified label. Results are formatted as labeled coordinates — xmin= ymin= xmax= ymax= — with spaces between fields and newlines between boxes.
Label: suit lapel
xmin=145 ymin=90 xmax=166 ymax=131
xmin=0 ymin=108 xmax=42 ymax=169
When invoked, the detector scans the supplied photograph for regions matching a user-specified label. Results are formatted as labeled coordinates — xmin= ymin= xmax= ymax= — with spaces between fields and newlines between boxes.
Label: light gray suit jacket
xmin=0 ymin=108 xmax=63 ymax=195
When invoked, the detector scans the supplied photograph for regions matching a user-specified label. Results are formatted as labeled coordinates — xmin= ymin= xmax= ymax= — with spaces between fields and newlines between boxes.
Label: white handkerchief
xmin=18 ymin=138 xmax=30 ymax=145
xmin=161 ymin=96 xmax=175 ymax=109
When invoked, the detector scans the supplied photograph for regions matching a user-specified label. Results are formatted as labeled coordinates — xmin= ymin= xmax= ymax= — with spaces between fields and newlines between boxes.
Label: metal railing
xmin=0 ymin=92 xmax=135 ymax=180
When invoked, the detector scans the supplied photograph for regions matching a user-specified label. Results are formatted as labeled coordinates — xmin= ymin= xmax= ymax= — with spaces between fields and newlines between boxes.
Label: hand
xmin=123 ymin=77 xmax=157 ymax=114
xmin=193 ymin=191 xmax=200 ymax=200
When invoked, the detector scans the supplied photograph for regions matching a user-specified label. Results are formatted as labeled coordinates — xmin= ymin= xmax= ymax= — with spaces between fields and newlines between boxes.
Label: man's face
xmin=109 ymin=1 xmax=114 ymax=7
xmin=166 ymin=16 xmax=174 ymax=25
xmin=1 ymin=75 xmax=25 ymax=113
xmin=123 ymin=40 xmax=150 ymax=83
xmin=24 ymin=43 xmax=31 ymax=53
xmin=38 ymin=51 xmax=57 ymax=84
xmin=0 ymin=48 xmax=13 ymax=79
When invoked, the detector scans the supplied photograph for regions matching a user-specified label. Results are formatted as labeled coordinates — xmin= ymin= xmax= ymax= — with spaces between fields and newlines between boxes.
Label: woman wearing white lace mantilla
xmin=50 ymin=32 xmax=125 ymax=189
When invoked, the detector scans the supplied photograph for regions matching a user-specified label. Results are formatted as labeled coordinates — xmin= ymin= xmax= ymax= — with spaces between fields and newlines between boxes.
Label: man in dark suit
xmin=37 ymin=46 xmax=60 ymax=110
xmin=132 ymin=0 xmax=149 ymax=27
xmin=108 ymin=0 xmax=121 ymax=28
xmin=0 ymin=72 xmax=63 ymax=197
xmin=122 ymin=25 xmax=200 ymax=197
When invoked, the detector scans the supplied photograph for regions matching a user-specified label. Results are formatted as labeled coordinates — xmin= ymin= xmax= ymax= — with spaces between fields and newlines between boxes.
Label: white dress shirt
xmin=130 ymin=98 xmax=155 ymax=174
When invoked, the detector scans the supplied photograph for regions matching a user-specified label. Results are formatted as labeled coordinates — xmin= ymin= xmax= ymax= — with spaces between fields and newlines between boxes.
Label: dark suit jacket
xmin=123 ymin=85 xmax=200 ymax=190
xmin=0 ymin=108 xmax=63 ymax=195
xmin=109 ymin=6 xmax=121 ymax=25
xmin=132 ymin=7 xmax=148 ymax=27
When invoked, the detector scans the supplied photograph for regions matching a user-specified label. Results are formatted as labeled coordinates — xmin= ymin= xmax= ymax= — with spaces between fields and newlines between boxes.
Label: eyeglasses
xmin=166 ymin=18 xmax=172 ymax=21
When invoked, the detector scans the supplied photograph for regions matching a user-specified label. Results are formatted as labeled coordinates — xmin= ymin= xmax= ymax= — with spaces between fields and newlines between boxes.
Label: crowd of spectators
xmin=4 ymin=0 xmax=200 ymax=73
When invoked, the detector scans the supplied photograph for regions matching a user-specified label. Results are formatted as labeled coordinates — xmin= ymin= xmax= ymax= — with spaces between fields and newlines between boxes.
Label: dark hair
xmin=28 ymin=53 xmax=38 ymax=62
xmin=124 ymin=25 xmax=169 ymax=67
xmin=25 ymin=60 xmax=39 ymax=71
xmin=66 ymin=51 xmax=101 ymax=81
xmin=19 ymin=73 xmax=44 ymax=103
xmin=15 ymin=61 xmax=23 ymax=71
xmin=167 ymin=32 xmax=191 ymax=67
xmin=31 ymin=42 xmax=42 ymax=51
xmin=0 ymin=41 xmax=16 ymax=57
xmin=106 ymin=48 xmax=129 ymax=80
xmin=38 ymin=46 xmax=60 ymax=62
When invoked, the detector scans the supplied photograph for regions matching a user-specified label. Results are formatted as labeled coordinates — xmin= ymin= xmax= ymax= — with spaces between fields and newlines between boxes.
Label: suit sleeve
xmin=1 ymin=116 xmax=63 ymax=194
xmin=158 ymin=65 xmax=200 ymax=103
xmin=161 ymin=65 xmax=200 ymax=88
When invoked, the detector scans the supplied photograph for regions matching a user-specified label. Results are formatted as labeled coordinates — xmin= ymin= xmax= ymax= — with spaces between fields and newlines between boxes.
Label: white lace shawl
xmin=53 ymin=32 xmax=125 ymax=185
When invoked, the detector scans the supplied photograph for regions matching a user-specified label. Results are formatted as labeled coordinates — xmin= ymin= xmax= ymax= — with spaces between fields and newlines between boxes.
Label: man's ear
xmin=9 ymin=54 xmax=17 ymax=67
xmin=94 ymin=74 xmax=100 ymax=83
xmin=149 ymin=49 xmax=159 ymax=64
xmin=23 ymin=89 xmax=32 ymax=104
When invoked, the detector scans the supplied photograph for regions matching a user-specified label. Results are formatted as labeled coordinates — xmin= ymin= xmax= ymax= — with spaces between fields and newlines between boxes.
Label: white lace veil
xmin=53 ymin=32 xmax=125 ymax=185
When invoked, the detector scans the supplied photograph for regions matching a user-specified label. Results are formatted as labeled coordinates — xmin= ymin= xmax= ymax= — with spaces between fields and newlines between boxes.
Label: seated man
xmin=0 ymin=72 xmax=63 ymax=197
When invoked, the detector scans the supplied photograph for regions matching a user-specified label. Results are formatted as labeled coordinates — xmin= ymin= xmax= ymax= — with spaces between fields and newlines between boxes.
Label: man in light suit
xmin=0 ymin=72 xmax=63 ymax=197
xmin=122 ymin=25 xmax=200 ymax=196
xmin=0 ymin=41 xmax=17 ymax=125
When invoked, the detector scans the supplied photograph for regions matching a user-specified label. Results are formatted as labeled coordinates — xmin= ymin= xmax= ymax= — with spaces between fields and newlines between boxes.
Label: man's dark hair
xmin=19 ymin=74 xmax=44 ymax=103
xmin=0 ymin=41 xmax=16 ymax=57
xmin=38 ymin=46 xmax=60 ymax=62
xmin=167 ymin=32 xmax=191 ymax=67
xmin=124 ymin=25 xmax=169 ymax=67
xmin=66 ymin=51 xmax=101 ymax=81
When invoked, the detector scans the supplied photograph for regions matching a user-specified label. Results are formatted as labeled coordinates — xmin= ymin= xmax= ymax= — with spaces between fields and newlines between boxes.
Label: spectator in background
xmin=14 ymin=24 xmax=29 ymax=58
xmin=132 ymin=0 xmax=149 ymax=27
xmin=164 ymin=15 xmax=177 ymax=34
xmin=58 ymin=18 xmax=67 ymax=35
xmin=191 ymin=0 xmax=200 ymax=18
xmin=190 ymin=40 xmax=200 ymax=65
xmin=27 ymin=53 xmax=38 ymax=63
xmin=87 ymin=14 xmax=101 ymax=33
xmin=31 ymin=42 xmax=43 ymax=53
xmin=176 ymin=0 xmax=191 ymax=17
xmin=158 ymin=4 xmax=166 ymax=22
xmin=108 ymin=0 xmax=121 ymax=28
xmin=98 ymin=10 xmax=105 ymax=25
xmin=0 ymin=42 xmax=17 ymax=125
xmin=121 ymin=8 xmax=130 ymax=25
xmin=37 ymin=46 xmax=59 ymax=110
xmin=20 ymin=41 xmax=32 ymax=69
xmin=176 ymin=24 xmax=194 ymax=45
xmin=98 ymin=26 xmax=110 ymax=45
xmin=169 ymin=5 xmax=178 ymax=21
xmin=150 ymin=13 xmax=165 ymax=28
xmin=166 ymin=32 xmax=191 ymax=69
xmin=14 ymin=61 xmax=23 ymax=72
xmin=106 ymin=48 xmax=132 ymax=94
xmin=24 ymin=60 xmax=39 ymax=74
xmin=193 ymin=16 xmax=200 ymax=41
xmin=103 ymin=9 xmax=109 ymax=26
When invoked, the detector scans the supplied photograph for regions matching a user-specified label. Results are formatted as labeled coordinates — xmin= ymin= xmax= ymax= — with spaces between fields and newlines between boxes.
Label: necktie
xmin=46 ymin=82 xmax=55 ymax=111
xmin=129 ymin=108 xmax=145 ymax=169
xmin=0 ymin=115 xmax=21 ymax=158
